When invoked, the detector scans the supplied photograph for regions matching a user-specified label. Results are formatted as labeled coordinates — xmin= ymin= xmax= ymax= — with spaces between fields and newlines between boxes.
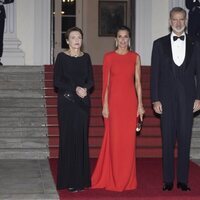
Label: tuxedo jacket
xmin=150 ymin=34 xmax=200 ymax=105
xmin=0 ymin=0 xmax=14 ymax=19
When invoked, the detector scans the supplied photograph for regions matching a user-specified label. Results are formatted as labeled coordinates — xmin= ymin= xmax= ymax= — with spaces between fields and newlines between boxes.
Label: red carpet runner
xmin=49 ymin=158 xmax=200 ymax=200
xmin=44 ymin=65 xmax=164 ymax=158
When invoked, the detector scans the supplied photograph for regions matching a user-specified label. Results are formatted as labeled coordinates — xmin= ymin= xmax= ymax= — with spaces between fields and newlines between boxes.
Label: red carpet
xmin=49 ymin=158 xmax=200 ymax=200
xmin=45 ymin=65 xmax=164 ymax=159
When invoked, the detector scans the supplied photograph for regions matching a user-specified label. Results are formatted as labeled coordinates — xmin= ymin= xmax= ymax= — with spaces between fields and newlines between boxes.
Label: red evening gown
xmin=92 ymin=51 xmax=138 ymax=191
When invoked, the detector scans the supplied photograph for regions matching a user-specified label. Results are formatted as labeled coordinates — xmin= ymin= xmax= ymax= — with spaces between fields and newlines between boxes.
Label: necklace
xmin=67 ymin=50 xmax=83 ymax=57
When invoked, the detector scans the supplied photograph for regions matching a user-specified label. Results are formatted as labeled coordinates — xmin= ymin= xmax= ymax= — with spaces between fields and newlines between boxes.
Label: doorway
xmin=51 ymin=0 xmax=82 ymax=62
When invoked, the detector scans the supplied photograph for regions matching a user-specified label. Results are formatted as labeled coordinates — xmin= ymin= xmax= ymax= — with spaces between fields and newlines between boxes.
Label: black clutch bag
xmin=63 ymin=91 xmax=89 ymax=112
xmin=136 ymin=117 xmax=143 ymax=135
xmin=64 ymin=92 xmax=75 ymax=103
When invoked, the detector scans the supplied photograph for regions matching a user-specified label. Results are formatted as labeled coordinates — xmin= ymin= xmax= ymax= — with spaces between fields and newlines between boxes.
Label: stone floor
xmin=0 ymin=159 xmax=59 ymax=200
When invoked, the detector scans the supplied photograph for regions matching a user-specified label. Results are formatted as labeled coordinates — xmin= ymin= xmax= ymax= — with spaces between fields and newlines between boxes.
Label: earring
xmin=115 ymin=40 xmax=118 ymax=48
xmin=66 ymin=40 xmax=69 ymax=44
xmin=128 ymin=40 xmax=131 ymax=48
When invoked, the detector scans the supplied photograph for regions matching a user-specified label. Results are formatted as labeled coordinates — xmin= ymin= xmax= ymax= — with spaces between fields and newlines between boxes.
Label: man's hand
xmin=153 ymin=101 xmax=163 ymax=114
xmin=193 ymin=99 xmax=200 ymax=113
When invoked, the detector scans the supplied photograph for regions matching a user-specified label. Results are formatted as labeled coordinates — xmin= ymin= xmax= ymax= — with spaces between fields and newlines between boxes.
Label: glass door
xmin=51 ymin=0 xmax=76 ymax=62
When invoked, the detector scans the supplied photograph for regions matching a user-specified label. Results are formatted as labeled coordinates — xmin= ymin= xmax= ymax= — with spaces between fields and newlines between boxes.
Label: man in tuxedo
xmin=151 ymin=7 xmax=200 ymax=191
xmin=0 ymin=0 xmax=14 ymax=65
xmin=186 ymin=0 xmax=200 ymax=42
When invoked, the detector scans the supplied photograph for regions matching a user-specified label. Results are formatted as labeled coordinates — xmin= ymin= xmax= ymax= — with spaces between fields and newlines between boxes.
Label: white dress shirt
xmin=171 ymin=32 xmax=186 ymax=66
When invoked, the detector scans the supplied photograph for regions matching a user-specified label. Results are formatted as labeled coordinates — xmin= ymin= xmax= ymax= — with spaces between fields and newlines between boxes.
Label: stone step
xmin=0 ymin=148 xmax=49 ymax=159
xmin=0 ymin=65 xmax=49 ymax=160
xmin=0 ymin=117 xmax=46 ymax=127
xmin=0 ymin=107 xmax=46 ymax=117
xmin=0 ymin=65 xmax=44 ymax=73
xmin=0 ymin=98 xmax=45 ymax=107
xmin=0 ymin=137 xmax=48 ymax=148
xmin=0 ymin=194 xmax=59 ymax=200
xmin=190 ymin=148 xmax=200 ymax=159
xmin=0 ymin=73 xmax=44 ymax=81
xmin=0 ymin=127 xmax=47 ymax=137
xmin=0 ymin=89 xmax=44 ymax=98
xmin=193 ymin=117 xmax=200 ymax=127
xmin=191 ymin=137 xmax=200 ymax=148
xmin=0 ymin=80 xmax=44 ymax=89
xmin=184 ymin=117 xmax=200 ymax=158
xmin=192 ymin=131 xmax=200 ymax=138
xmin=192 ymin=127 xmax=200 ymax=134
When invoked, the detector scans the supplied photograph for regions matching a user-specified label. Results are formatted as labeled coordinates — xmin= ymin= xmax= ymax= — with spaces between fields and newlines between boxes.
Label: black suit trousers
xmin=160 ymin=79 xmax=193 ymax=184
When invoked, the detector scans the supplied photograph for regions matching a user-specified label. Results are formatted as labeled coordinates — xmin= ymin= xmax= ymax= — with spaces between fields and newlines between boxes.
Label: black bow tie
xmin=173 ymin=35 xmax=185 ymax=41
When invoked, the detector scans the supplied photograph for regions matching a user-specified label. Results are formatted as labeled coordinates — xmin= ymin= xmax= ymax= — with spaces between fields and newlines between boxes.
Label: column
xmin=2 ymin=1 xmax=24 ymax=65
xmin=33 ymin=0 xmax=51 ymax=65
xmin=135 ymin=0 xmax=152 ymax=65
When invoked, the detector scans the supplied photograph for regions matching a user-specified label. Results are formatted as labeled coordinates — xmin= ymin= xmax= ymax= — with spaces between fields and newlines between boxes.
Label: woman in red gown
xmin=92 ymin=26 xmax=145 ymax=191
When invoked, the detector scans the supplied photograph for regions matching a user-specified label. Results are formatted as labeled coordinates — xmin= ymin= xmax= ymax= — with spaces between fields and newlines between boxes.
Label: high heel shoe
xmin=67 ymin=188 xmax=78 ymax=192
xmin=67 ymin=187 xmax=84 ymax=192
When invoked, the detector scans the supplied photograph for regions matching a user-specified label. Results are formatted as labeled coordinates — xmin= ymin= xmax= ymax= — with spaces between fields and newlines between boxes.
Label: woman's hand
xmin=76 ymin=86 xmax=87 ymax=98
xmin=137 ymin=105 xmax=145 ymax=121
xmin=102 ymin=104 xmax=109 ymax=118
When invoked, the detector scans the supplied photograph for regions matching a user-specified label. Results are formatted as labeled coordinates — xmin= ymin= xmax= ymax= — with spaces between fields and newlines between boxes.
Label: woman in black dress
xmin=54 ymin=27 xmax=93 ymax=192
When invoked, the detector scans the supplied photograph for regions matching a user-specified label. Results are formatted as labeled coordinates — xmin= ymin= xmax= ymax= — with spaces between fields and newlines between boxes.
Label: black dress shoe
xmin=163 ymin=182 xmax=173 ymax=191
xmin=177 ymin=182 xmax=191 ymax=191
xmin=0 ymin=62 xmax=3 ymax=65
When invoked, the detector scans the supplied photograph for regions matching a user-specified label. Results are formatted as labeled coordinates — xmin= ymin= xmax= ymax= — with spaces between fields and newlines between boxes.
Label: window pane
xmin=62 ymin=17 xmax=75 ymax=32
xmin=62 ymin=0 xmax=76 ymax=15
xmin=52 ymin=0 xmax=55 ymax=12
xmin=62 ymin=33 xmax=68 ymax=49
